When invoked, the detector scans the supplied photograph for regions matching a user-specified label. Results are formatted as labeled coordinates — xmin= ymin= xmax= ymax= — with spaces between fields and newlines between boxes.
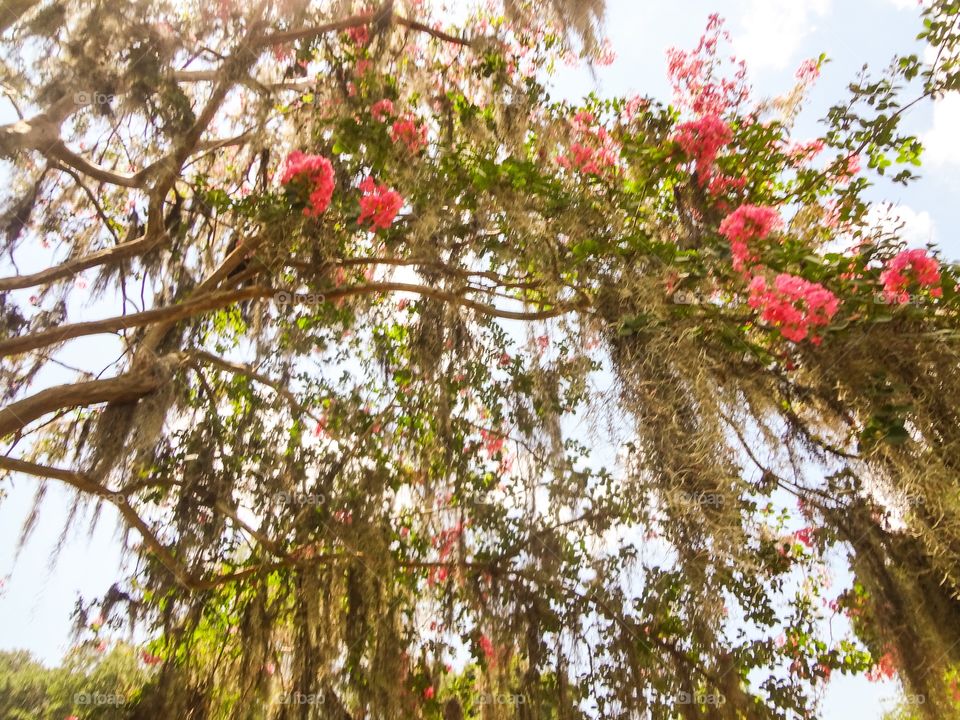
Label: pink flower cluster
xmin=347 ymin=24 xmax=370 ymax=46
xmin=793 ymin=527 xmax=814 ymax=547
xmin=478 ymin=634 xmax=496 ymax=660
xmin=673 ymin=113 xmax=733 ymax=176
xmin=866 ymin=650 xmax=898 ymax=682
xmin=787 ymin=138 xmax=825 ymax=166
xmin=371 ymin=98 xmax=395 ymax=122
xmin=623 ymin=95 xmax=649 ymax=121
xmin=795 ymin=58 xmax=821 ymax=85
xmin=556 ymin=111 xmax=620 ymax=176
xmin=390 ymin=115 xmax=428 ymax=153
xmin=666 ymin=14 xmax=749 ymax=117
xmin=279 ymin=151 xmax=336 ymax=217
xmin=718 ymin=204 xmax=782 ymax=272
xmin=879 ymin=248 xmax=942 ymax=304
xmin=358 ymin=176 xmax=403 ymax=230
xmin=748 ymin=274 xmax=840 ymax=343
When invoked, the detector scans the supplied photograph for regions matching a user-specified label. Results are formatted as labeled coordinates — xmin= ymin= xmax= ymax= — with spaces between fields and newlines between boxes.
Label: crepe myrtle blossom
xmin=748 ymin=274 xmax=840 ymax=344
xmin=866 ymin=650 xmax=898 ymax=682
xmin=795 ymin=58 xmax=821 ymax=84
xmin=794 ymin=527 xmax=815 ymax=547
xmin=879 ymin=248 xmax=942 ymax=304
xmin=672 ymin=113 xmax=732 ymax=176
xmin=788 ymin=138 xmax=825 ymax=166
xmin=390 ymin=115 xmax=428 ymax=153
xmin=370 ymin=98 xmax=394 ymax=122
xmin=279 ymin=151 xmax=335 ymax=217
xmin=666 ymin=14 xmax=749 ymax=117
xmin=719 ymin=204 xmax=782 ymax=271
xmin=622 ymin=95 xmax=649 ymax=121
xmin=479 ymin=633 xmax=496 ymax=660
xmin=347 ymin=24 xmax=369 ymax=46
xmin=357 ymin=176 xmax=403 ymax=230
xmin=556 ymin=111 xmax=620 ymax=176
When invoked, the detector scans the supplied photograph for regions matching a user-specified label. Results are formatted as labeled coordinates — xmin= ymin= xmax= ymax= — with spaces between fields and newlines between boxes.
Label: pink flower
xmin=390 ymin=116 xmax=428 ymax=153
xmin=557 ymin=114 xmax=621 ymax=176
xmin=357 ymin=177 xmax=403 ymax=231
xmin=480 ymin=429 xmax=506 ymax=456
xmin=623 ymin=95 xmax=649 ymax=120
xmin=788 ymin=139 xmax=825 ymax=165
xmin=666 ymin=15 xmax=749 ymax=116
xmin=866 ymin=650 xmax=897 ymax=682
xmin=427 ymin=566 xmax=449 ymax=586
xmin=140 ymin=650 xmax=163 ymax=666
xmin=706 ymin=173 xmax=746 ymax=197
xmin=371 ymin=98 xmax=395 ymax=122
xmin=279 ymin=151 xmax=336 ymax=217
xmin=423 ymin=686 xmax=435 ymax=700
xmin=672 ymin=114 xmax=733 ymax=175
xmin=314 ymin=415 xmax=328 ymax=437
xmin=879 ymin=248 xmax=941 ymax=304
xmin=794 ymin=527 xmax=814 ymax=548
xmin=795 ymin=58 xmax=821 ymax=84
xmin=748 ymin=274 xmax=839 ymax=343
xmin=479 ymin=634 xmax=496 ymax=660
xmin=719 ymin=205 xmax=782 ymax=271
xmin=347 ymin=24 xmax=370 ymax=46
xmin=836 ymin=153 xmax=861 ymax=182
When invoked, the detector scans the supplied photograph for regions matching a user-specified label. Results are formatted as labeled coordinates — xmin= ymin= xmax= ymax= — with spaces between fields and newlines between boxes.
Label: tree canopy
xmin=2 ymin=0 xmax=960 ymax=718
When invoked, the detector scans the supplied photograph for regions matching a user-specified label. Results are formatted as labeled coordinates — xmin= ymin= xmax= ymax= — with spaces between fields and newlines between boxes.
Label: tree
xmin=2 ymin=0 xmax=960 ymax=718
xmin=0 ymin=644 xmax=148 ymax=720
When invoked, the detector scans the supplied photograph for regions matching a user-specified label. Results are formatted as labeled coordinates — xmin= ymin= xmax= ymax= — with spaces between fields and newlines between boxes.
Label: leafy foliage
xmin=2 ymin=1 xmax=960 ymax=718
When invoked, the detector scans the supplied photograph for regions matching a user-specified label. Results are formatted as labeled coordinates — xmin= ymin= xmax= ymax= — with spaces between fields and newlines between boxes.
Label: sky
xmin=1 ymin=0 xmax=956 ymax=718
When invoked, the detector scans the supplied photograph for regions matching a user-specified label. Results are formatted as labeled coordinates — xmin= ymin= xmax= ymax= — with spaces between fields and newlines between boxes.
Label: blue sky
xmin=1 ymin=0 xmax=955 ymax=717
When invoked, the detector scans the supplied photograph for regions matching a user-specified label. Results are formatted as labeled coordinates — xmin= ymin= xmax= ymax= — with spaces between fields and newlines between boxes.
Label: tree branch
xmin=0 ymin=229 xmax=164 ymax=291
xmin=0 ymin=282 xmax=580 ymax=359
xmin=0 ymin=353 xmax=188 ymax=438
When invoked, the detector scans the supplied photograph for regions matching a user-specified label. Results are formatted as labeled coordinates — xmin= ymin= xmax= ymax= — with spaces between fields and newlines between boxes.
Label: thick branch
xmin=0 ymin=353 xmax=186 ymax=438
xmin=0 ymin=230 xmax=163 ymax=291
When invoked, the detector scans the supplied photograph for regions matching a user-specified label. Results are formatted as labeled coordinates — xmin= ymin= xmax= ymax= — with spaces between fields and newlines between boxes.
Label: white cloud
xmin=922 ymin=93 xmax=960 ymax=167
xmin=888 ymin=0 xmax=933 ymax=9
xmin=734 ymin=0 xmax=831 ymax=72
xmin=867 ymin=204 xmax=937 ymax=247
